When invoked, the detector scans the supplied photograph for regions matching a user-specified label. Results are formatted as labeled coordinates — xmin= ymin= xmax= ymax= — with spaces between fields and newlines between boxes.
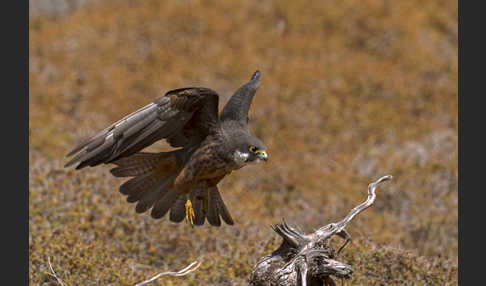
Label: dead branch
xmin=134 ymin=260 xmax=201 ymax=286
xmin=46 ymin=257 xmax=67 ymax=286
xmin=250 ymin=175 xmax=392 ymax=286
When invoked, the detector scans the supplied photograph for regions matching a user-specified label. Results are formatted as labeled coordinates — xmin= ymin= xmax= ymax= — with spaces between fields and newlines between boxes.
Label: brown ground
xmin=29 ymin=0 xmax=457 ymax=285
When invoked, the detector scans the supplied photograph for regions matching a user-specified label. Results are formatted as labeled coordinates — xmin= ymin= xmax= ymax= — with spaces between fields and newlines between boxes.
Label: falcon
xmin=65 ymin=70 xmax=268 ymax=226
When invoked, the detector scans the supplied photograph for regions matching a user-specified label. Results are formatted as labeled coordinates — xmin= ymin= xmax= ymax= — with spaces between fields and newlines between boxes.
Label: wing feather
xmin=65 ymin=88 xmax=220 ymax=169
xmin=220 ymin=70 xmax=261 ymax=126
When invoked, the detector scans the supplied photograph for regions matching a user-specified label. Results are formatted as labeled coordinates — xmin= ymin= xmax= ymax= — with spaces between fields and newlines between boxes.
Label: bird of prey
xmin=65 ymin=70 xmax=268 ymax=227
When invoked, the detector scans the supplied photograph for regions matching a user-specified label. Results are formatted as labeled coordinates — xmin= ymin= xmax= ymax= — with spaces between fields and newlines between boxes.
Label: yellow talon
xmin=185 ymin=199 xmax=195 ymax=226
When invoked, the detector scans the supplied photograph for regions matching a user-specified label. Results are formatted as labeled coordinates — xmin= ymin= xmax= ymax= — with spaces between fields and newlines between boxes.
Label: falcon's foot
xmin=185 ymin=198 xmax=195 ymax=226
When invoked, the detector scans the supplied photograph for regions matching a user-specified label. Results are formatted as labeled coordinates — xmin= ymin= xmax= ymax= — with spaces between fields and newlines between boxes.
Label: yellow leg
xmin=185 ymin=198 xmax=195 ymax=226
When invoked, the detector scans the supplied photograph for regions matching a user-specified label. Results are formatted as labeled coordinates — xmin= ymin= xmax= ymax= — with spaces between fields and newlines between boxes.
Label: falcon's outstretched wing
xmin=65 ymin=88 xmax=220 ymax=169
xmin=220 ymin=70 xmax=261 ymax=126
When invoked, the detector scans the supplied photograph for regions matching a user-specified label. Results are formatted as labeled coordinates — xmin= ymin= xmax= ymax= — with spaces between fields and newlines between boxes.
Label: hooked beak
xmin=255 ymin=150 xmax=268 ymax=162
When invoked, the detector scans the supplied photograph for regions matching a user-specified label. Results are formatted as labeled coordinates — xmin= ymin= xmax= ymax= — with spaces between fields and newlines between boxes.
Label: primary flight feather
xmin=65 ymin=70 xmax=268 ymax=226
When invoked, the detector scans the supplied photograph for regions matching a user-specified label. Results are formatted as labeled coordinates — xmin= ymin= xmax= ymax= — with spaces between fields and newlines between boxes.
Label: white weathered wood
xmin=134 ymin=260 xmax=201 ymax=286
xmin=250 ymin=175 xmax=392 ymax=286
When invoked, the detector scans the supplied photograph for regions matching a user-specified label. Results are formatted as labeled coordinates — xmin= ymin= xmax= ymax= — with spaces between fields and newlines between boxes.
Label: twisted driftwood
xmin=249 ymin=175 xmax=392 ymax=286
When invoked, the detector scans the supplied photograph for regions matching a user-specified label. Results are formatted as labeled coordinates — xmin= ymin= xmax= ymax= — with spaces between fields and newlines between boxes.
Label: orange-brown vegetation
xmin=30 ymin=0 xmax=457 ymax=285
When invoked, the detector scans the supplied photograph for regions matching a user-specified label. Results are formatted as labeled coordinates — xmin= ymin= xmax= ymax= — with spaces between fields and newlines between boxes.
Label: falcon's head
xmin=228 ymin=130 xmax=268 ymax=166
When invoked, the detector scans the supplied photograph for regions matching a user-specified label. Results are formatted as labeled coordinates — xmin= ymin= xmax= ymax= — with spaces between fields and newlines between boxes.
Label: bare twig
xmin=47 ymin=257 xmax=67 ymax=286
xmin=335 ymin=175 xmax=392 ymax=229
xmin=313 ymin=175 xmax=392 ymax=243
xmin=134 ymin=260 xmax=202 ymax=286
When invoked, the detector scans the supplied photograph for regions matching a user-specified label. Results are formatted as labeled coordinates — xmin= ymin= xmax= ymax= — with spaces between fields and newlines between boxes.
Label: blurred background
xmin=29 ymin=0 xmax=457 ymax=285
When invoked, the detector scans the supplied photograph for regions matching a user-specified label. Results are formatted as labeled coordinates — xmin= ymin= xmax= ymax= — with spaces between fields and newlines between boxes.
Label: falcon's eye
xmin=249 ymin=145 xmax=257 ymax=153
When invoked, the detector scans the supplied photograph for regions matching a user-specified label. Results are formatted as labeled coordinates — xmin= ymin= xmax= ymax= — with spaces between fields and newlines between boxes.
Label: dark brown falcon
xmin=65 ymin=70 xmax=268 ymax=226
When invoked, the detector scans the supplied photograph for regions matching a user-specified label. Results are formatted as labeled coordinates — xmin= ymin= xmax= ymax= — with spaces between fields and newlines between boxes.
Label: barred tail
xmin=110 ymin=151 xmax=233 ymax=226
xmin=110 ymin=152 xmax=172 ymax=177
xmin=168 ymin=185 xmax=234 ymax=226
xmin=112 ymin=151 xmax=181 ymax=219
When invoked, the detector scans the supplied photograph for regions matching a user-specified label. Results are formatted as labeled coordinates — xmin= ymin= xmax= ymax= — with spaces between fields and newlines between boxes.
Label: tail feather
xmin=126 ymin=174 xmax=160 ymax=203
xmin=118 ymin=171 xmax=163 ymax=205
xmin=112 ymin=150 xmax=181 ymax=220
xmin=191 ymin=187 xmax=206 ymax=226
xmin=112 ymin=152 xmax=234 ymax=226
xmin=212 ymin=188 xmax=234 ymax=225
xmin=151 ymin=190 xmax=179 ymax=219
xmin=207 ymin=187 xmax=221 ymax=226
xmin=119 ymin=173 xmax=151 ymax=195
xmin=110 ymin=152 xmax=165 ymax=177
xmin=169 ymin=196 xmax=187 ymax=223
xmin=177 ymin=185 xmax=234 ymax=227
xmin=135 ymin=175 xmax=175 ymax=213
